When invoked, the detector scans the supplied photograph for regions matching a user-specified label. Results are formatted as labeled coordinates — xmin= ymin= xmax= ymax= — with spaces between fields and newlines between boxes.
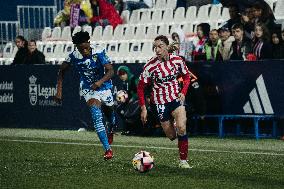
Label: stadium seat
xmin=61 ymin=26 xmax=72 ymax=41
xmin=162 ymin=8 xmax=174 ymax=23
xmin=36 ymin=41 xmax=44 ymax=52
xmin=166 ymin=0 xmax=177 ymax=9
xmin=140 ymin=9 xmax=152 ymax=24
xmin=169 ymin=24 xmax=182 ymax=35
xmin=12 ymin=46 xmax=18 ymax=58
xmin=106 ymin=41 xmax=119 ymax=61
xmin=265 ymin=0 xmax=277 ymax=11
xmin=220 ymin=7 xmax=230 ymax=23
xmin=112 ymin=24 xmax=124 ymax=42
xmin=0 ymin=58 xmax=13 ymax=65
xmin=157 ymin=24 xmax=169 ymax=36
xmin=134 ymin=24 xmax=146 ymax=41
xmin=117 ymin=41 xmax=130 ymax=63
xmin=2 ymin=42 xmax=14 ymax=58
xmin=41 ymin=27 xmax=52 ymax=41
xmin=150 ymin=9 xmax=163 ymax=24
xmin=274 ymin=0 xmax=284 ymax=21
xmin=43 ymin=42 xmax=55 ymax=60
xmin=123 ymin=25 xmax=135 ymax=41
xmin=145 ymin=24 xmax=158 ymax=40
xmin=196 ymin=4 xmax=210 ymax=23
xmin=102 ymin=25 xmax=113 ymax=42
xmin=121 ymin=10 xmax=130 ymax=24
xmin=183 ymin=23 xmax=194 ymax=34
xmin=185 ymin=6 xmax=197 ymax=24
xmin=63 ymin=42 xmax=75 ymax=57
xmin=53 ymin=42 xmax=65 ymax=61
xmin=139 ymin=41 xmax=154 ymax=63
xmin=127 ymin=41 xmax=142 ymax=63
xmin=155 ymin=0 xmax=167 ymax=9
xmin=83 ymin=25 xmax=93 ymax=37
xmin=129 ymin=10 xmax=140 ymax=24
xmin=92 ymin=26 xmax=103 ymax=42
xmin=51 ymin=27 xmax=62 ymax=40
xmin=209 ymin=4 xmax=222 ymax=23
xmin=173 ymin=7 xmax=185 ymax=23
xmin=72 ymin=26 xmax=82 ymax=36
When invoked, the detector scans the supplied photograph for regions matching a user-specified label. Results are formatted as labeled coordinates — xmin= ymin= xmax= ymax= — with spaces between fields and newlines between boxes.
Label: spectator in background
xmin=116 ymin=89 xmax=142 ymax=135
xmin=90 ymin=0 xmax=123 ymax=28
xmin=225 ymin=4 xmax=241 ymax=31
xmin=116 ymin=65 xmax=138 ymax=102
xmin=192 ymin=23 xmax=210 ymax=62
xmin=114 ymin=0 xmax=124 ymax=14
xmin=12 ymin=35 xmax=28 ymax=65
xmin=123 ymin=0 xmax=153 ymax=13
xmin=229 ymin=23 xmax=252 ymax=61
xmin=24 ymin=40 xmax=45 ymax=64
xmin=204 ymin=29 xmax=223 ymax=61
xmin=271 ymin=30 xmax=284 ymax=59
xmin=251 ymin=1 xmax=276 ymax=33
xmin=218 ymin=26 xmax=235 ymax=61
xmin=241 ymin=7 xmax=255 ymax=39
xmin=252 ymin=22 xmax=272 ymax=60
xmin=169 ymin=28 xmax=194 ymax=62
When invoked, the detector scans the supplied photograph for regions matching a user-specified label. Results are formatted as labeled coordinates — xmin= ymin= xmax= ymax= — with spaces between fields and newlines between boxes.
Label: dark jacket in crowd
xmin=25 ymin=50 xmax=46 ymax=64
xmin=272 ymin=43 xmax=284 ymax=59
xmin=12 ymin=47 xmax=29 ymax=64
xmin=230 ymin=38 xmax=253 ymax=60
xmin=252 ymin=40 xmax=272 ymax=60
xmin=117 ymin=66 xmax=138 ymax=101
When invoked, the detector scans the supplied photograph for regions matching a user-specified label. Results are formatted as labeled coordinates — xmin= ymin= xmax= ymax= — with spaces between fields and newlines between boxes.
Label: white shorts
xmin=81 ymin=89 xmax=114 ymax=106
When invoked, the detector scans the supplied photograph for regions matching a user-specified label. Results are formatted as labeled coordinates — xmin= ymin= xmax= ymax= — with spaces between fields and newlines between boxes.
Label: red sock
xmin=178 ymin=135 xmax=188 ymax=160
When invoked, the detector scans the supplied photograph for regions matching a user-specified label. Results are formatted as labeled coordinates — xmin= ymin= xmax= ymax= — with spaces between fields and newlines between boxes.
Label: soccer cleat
xmin=179 ymin=161 xmax=192 ymax=169
xmin=108 ymin=132 xmax=114 ymax=145
xmin=104 ymin=149 xmax=113 ymax=160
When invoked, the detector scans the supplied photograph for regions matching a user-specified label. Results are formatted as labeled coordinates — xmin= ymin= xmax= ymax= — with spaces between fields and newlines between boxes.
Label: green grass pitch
xmin=0 ymin=128 xmax=283 ymax=189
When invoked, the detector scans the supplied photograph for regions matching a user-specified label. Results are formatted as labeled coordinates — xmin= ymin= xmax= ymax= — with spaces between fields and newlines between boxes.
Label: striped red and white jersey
xmin=139 ymin=54 xmax=190 ymax=104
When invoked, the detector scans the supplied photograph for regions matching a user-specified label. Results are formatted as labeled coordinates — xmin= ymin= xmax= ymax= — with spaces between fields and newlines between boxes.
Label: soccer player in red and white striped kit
xmin=137 ymin=35 xmax=192 ymax=168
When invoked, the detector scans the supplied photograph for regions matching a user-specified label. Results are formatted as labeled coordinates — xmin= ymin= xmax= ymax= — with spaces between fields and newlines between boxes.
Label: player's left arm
xmin=92 ymin=50 xmax=114 ymax=90
xmin=178 ymin=59 xmax=191 ymax=102
xmin=92 ymin=63 xmax=114 ymax=90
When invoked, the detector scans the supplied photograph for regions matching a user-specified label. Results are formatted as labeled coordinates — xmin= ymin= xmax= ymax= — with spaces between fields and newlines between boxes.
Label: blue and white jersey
xmin=65 ymin=44 xmax=112 ymax=91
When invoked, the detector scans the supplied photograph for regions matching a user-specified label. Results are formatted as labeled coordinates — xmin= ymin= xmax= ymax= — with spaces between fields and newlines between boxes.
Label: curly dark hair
xmin=72 ymin=31 xmax=90 ymax=45
xmin=154 ymin=35 xmax=169 ymax=45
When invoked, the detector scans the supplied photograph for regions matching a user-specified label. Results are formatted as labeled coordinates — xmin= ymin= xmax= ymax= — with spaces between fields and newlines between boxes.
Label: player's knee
xmin=177 ymin=126 xmax=186 ymax=136
xmin=87 ymin=98 xmax=101 ymax=107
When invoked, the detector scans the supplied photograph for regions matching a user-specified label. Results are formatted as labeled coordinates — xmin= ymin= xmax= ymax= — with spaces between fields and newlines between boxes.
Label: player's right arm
xmin=137 ymin=65 xmax=151 ymax=125
xmin=55 ymin=62 xmax=70 ymax=103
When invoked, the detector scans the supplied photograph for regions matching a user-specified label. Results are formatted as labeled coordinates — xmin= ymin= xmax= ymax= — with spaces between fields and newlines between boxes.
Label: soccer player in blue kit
xmin=55 ymin=31 xmax=115 ymax=160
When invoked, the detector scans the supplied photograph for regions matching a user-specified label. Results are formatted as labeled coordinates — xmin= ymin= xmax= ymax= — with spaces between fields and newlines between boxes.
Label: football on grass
xmin=132 ymin=151 xmax=154 ymax=173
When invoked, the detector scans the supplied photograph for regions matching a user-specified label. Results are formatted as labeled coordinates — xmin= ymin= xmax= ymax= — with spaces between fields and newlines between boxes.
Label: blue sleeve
xmin=65 ymin=53 xmax=73 ymax=66
xmin=97 ymin=49 xmax=111 ymax=65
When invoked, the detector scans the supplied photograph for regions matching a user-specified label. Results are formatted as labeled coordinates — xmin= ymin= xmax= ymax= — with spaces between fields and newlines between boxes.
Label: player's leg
xmin=172 ymin=105 xmax=191 ymax=168
xmin=156 ymin=103 xmax=176 ymax=140
xmin=160 ymin=120 xmax=176 ymax=140
xmin=86 ymin=96 xmax=113 ymax=160
xmin=102 ymin=105 xmax=115 ymax=144
xmin=100 ymin=89 xmax=116 ymax=145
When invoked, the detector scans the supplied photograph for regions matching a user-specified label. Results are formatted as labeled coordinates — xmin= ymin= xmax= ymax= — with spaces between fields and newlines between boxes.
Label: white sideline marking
xmin=1 ymin=138 xmax=284 ymax=156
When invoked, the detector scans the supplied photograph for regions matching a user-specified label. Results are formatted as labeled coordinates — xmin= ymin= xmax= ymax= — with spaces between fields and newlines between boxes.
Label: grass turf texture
xmin=0 ymin=128 xmax=283 ymax=189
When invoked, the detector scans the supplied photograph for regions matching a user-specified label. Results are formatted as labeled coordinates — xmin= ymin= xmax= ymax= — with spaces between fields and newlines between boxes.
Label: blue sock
xmin=90 ymin=106 xmax=110 ymax=151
